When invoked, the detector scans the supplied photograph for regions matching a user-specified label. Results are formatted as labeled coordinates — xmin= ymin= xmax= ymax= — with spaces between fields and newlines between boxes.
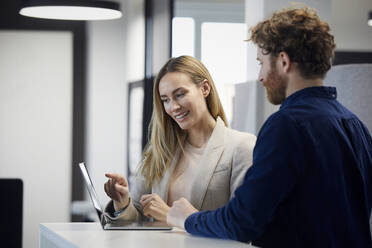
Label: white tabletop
xmin=40 ymin=222 xmax=256 ymax=248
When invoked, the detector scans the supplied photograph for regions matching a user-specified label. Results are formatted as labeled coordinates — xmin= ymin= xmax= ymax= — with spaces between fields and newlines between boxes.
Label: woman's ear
xmin=201 ymin=79 xmax=211 ymax=98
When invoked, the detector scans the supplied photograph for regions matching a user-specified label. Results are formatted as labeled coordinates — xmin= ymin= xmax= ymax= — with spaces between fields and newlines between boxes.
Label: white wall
xmin=86 ymin=0 xmax=145 ymax=206
xmin=262 ymin=0 xmax=372 ymax=51
xmin=331 ymin=0 xmax=372 ymax=51
xmin=262 ymin=0 xmax=332 ymax=22
xmin=0 ymin=31 xmax=72 ymax=248
xmin=245 ymin=0 xmax=372 ymax=52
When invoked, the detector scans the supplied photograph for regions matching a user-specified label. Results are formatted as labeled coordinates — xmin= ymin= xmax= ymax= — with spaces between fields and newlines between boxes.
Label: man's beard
xmin=264 ymin=66 xmax=288 ymax=105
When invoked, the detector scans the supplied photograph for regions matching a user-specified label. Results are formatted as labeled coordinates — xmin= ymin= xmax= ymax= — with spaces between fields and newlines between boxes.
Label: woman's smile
xmin=174 ymin=111 xmax=190 ymax=121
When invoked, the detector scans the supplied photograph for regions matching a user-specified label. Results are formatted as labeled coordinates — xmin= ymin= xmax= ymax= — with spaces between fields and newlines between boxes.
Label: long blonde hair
xmin=139 ymin=55 xmax=227 ymax=188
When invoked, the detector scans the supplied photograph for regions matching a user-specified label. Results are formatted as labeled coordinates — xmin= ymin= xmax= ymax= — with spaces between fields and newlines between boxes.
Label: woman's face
xmin=158 ymin=72 xmax=209 ymax=131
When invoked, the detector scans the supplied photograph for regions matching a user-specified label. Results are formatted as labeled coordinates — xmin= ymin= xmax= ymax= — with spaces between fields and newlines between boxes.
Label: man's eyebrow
xmin=160 ymin=87 xmax=183 ymax=98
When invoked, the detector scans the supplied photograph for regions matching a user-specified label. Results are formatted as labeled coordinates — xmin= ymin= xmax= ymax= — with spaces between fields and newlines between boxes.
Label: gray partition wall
xmin=322 ymin=63 xmax=372 ymax=233
xmin=324 ymin=64 xmax=372 ymax=133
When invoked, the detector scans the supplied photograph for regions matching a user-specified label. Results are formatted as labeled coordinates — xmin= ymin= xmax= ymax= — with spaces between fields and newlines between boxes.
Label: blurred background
xmin=0 ymin=0 xmax=372 ymax=247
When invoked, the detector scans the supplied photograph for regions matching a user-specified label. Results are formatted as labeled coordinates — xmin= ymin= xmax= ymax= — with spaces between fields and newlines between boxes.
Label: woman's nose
xmin=170 ymin=101 xmax=181 ymax=111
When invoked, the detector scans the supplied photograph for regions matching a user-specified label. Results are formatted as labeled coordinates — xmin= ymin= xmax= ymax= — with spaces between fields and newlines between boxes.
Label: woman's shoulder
xmin=223 ymin=126 xmax=257 ymax=147
xmin=224 ymin=126 xmax=256 ymax=139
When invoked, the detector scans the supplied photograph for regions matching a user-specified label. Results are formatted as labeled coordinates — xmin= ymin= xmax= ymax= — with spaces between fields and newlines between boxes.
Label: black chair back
xmin=0 ymin=178 xmax=23 ymax=248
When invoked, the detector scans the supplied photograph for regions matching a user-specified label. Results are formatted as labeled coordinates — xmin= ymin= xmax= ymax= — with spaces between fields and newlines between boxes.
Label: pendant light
xmin=368 ymin=11 xmax=372 ymax=27
xmin=19 ymin=0 xmax=122 ymax=21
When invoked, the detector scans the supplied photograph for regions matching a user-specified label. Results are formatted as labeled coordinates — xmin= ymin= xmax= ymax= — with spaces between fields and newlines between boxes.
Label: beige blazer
xmin=105 ymin=117 xmax=256 ymax=221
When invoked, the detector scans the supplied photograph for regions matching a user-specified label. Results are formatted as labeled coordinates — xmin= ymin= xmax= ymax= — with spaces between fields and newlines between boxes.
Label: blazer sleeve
xmin=229 ymin=133 xmax=256 ymax=199
xmin=104 ymin=172 xmax=151 ymax=221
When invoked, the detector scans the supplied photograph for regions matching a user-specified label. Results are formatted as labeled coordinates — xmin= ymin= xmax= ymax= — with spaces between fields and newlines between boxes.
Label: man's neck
xmin=286 ymin=73 xmax=323 ymax=98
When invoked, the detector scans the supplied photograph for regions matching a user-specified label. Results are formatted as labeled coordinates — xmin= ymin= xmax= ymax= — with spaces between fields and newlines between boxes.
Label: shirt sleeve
xmin=184 ymin=113 xmax=304 ymax=242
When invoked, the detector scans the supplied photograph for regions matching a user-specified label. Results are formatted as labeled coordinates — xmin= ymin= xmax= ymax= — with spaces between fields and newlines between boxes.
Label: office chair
xmin=0 ymin=178 xmax=23 ymax=248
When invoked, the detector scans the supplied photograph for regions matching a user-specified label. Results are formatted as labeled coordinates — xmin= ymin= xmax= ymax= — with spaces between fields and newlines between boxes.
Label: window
xmin=201 ymin=22 xmax=247 ymax=122
xmin=172 ymin=17 xmax=195 ymax=57
xmin=172 ymin=1 xmax=247 ymax=124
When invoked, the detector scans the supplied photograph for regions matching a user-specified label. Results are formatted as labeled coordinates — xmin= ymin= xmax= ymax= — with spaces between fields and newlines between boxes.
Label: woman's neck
xmin=186 ymin=115 xmax=216 ymax=148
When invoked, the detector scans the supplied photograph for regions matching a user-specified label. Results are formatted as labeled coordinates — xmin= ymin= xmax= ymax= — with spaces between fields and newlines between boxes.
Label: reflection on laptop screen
xmin=79 ymin=162 xmax=104 ymax=217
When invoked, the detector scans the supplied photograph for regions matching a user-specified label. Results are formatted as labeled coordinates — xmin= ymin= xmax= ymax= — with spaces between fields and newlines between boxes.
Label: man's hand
xmin=140 ymin=193 xmax=170 ymax=222
xmin=167 ymin=197 xmax=198 ymax=229
xmin=104 ymin=173 xmax=130 ymax=211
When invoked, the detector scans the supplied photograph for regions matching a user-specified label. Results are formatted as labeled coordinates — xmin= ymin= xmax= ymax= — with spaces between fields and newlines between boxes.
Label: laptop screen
xmin=78 ymin=162 xmax=104 ymax=220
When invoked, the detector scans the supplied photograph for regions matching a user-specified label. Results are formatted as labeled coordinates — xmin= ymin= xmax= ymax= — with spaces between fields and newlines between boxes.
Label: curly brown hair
xmin=249 ymin=7 xmax=336 ymax=79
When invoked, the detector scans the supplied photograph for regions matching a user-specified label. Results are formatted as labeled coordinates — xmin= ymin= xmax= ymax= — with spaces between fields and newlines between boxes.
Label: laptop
xmin=78 ymin=162 xmax=172 ymax=230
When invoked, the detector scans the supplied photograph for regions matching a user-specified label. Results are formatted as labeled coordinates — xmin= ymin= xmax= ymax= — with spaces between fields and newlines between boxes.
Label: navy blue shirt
xmin=185 ymin=87 xmax=372 ymax=247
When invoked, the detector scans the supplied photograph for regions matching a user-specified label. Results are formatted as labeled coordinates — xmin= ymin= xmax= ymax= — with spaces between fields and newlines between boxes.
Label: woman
xmin=104 ymin=55 xmax=256 ymax=222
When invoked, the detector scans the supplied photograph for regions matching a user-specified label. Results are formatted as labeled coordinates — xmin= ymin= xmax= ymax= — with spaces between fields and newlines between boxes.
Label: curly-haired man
xmin=167 ymin=7 xmax=372 ymax=248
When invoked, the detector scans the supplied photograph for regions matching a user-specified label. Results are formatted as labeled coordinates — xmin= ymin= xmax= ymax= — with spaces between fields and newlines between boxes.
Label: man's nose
xmin=258 ymin=73 xmax=264 ymax=82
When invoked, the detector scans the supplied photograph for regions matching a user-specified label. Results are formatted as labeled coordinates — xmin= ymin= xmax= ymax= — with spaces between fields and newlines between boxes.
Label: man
xmin=166 ymin=7 xmax=372 ymax=247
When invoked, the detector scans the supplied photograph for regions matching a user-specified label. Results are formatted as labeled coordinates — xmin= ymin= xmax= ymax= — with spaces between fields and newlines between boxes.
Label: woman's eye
xmin=176 ymin=93 xmax=185 ymax=98
xmin=161 ymin=98 xmax=169 ymax=103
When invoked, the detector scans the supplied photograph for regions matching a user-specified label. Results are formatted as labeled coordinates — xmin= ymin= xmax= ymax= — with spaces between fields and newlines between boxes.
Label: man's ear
xmin=278 ymin=51 xmax=291 ymax=73
xmin=200 ymin=79 xmax=211 ymax=98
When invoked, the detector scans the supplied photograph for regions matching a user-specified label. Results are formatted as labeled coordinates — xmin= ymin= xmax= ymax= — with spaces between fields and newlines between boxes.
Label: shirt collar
xmin=280 ymin=86 xmax=337 ymax=110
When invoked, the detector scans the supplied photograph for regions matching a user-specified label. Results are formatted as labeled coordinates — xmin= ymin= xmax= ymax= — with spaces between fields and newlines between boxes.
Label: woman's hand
xmin=104 ymin=173 xmax=130 ymax=211
xmin=140 ymin=194 xmax=170 ymax=222
xmin=167 ymin=197 xmax=198 ymax=229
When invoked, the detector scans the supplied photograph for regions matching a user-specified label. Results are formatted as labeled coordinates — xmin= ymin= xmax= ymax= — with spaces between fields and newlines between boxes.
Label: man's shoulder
xmin=264 ymin=101 xmax=335 ymax=127
xmin=281 ymin=96 xmax=357 ymax=122
xmin=263 ymin=109 xmax=297 ymax=128
xmin=255 ymin=109 xmax=303 ymax=142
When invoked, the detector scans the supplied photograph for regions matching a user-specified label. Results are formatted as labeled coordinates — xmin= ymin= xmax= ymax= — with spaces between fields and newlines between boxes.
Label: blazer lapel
xmin=152 ymin=149 xmax=180 ymax=203
xmin=189 ymin=117 xmax=225 ymax=210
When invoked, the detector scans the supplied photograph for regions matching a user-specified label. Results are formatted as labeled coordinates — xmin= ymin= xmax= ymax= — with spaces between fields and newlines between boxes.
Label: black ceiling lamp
xmin=369 ymin=11 xmax=372 ymax=27
xmin=19 ymin=0 xmax=122 ymax=21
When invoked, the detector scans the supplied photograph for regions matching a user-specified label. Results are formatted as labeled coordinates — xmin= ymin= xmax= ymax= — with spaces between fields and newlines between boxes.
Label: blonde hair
xmin=139 ymin=55 xmax=227 ymax=188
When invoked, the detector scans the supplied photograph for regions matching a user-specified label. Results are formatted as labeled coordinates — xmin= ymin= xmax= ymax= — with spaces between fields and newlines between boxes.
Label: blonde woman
xmin=104 ymin=55 xmax=256 ymax=222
